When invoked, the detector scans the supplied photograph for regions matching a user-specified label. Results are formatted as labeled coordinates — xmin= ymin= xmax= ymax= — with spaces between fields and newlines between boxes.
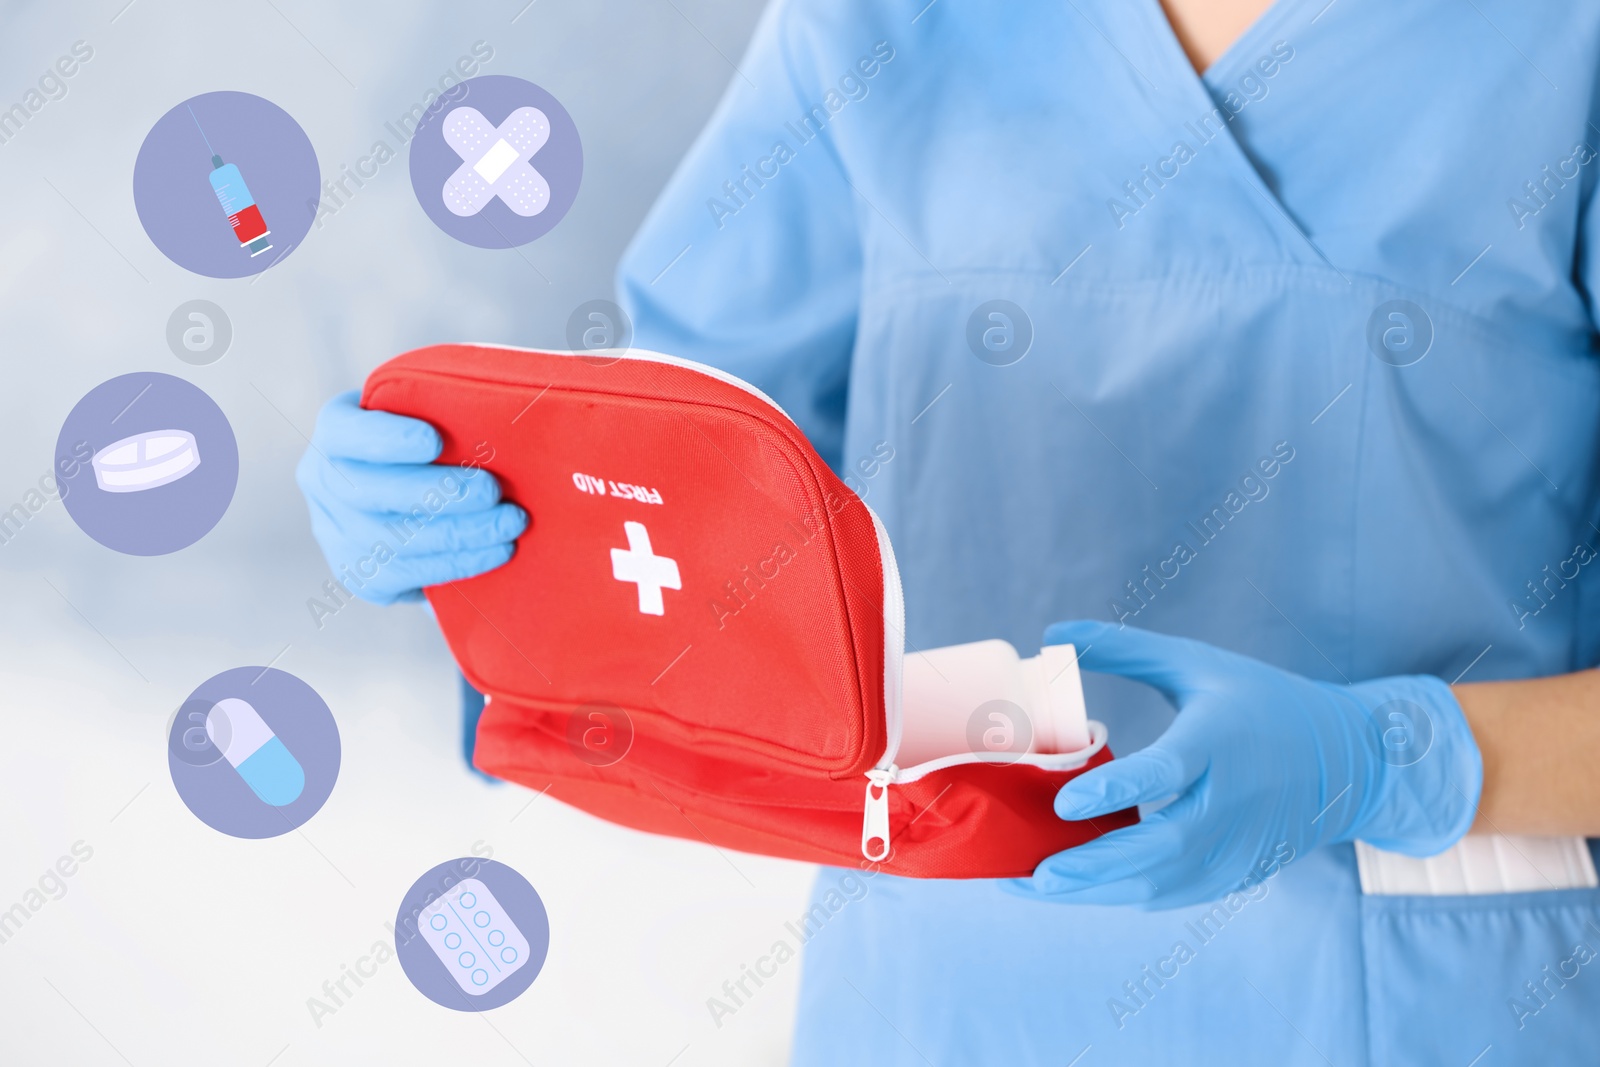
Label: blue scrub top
xmin=618 ymin=0 xmax=1600 ymax=1061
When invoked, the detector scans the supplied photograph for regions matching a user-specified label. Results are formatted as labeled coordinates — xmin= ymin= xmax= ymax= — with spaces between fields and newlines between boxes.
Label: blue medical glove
xmin=295 ymin=390 xmax=527 ymax=605
xmin=1005 ymin=620 xmax=1483 ymax=909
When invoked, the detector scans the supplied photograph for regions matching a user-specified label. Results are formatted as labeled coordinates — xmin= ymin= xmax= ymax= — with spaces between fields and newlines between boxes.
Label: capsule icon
xmin=206 ymin=697 xmax=304 ymax=806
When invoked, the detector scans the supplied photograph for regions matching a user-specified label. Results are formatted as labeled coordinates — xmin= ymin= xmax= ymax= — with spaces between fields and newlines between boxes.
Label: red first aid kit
xmin=363 ymin=344 xmax=1135 ymax=877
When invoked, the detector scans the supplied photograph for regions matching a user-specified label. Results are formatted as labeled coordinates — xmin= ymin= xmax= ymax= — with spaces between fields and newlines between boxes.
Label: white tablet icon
xmin=92 ymin=429 xmax=201 ymax=493
xmin=417 ymin=878 xmax=532 ymax=996
xmin=610 ymin=521 xmax=680 ymax=615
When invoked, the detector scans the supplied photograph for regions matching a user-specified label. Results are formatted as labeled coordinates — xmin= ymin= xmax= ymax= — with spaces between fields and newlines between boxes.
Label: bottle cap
xmin=1028 ymin=644 xmax=1090 ymax=753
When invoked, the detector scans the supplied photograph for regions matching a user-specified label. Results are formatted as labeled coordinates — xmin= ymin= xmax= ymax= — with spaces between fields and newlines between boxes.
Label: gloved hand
xmin=1004 ymin=620 xmax=1483 ymax=909
xmin=295 ymin=390 xmax=527 ymax=605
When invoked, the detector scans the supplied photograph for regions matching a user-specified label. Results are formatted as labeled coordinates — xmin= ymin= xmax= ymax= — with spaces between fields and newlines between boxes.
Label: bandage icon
xmin=92 ymin=429 xmax=201 ymax=493
xmin=417 ymin=878 xmax=532 ymax=996
xmin=441 ymin=106 xmax=551 ymax=218
xmin=206 ymin=697 xmax=305 ymax=807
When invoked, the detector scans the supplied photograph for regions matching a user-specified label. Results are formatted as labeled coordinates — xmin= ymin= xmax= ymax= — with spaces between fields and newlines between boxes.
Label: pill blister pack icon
xmin=417 ymin=878 xmax=531 ymax=996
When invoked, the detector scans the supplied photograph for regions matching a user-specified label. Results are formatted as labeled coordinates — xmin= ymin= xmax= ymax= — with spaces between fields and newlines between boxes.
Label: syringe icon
xmin=189 ymin=106 xmax=273 ymax=257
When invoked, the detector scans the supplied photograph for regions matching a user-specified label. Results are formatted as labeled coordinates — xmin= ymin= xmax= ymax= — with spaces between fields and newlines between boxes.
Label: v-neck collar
xmin=1118 ymin=0 xmax=1311 ymax=126
xmin=1196 ymin=0 xmax=1305 ymax=86
xmin=1123 ymin=0 xmax=1339 ymax=270
xmin=1150 ymin=0 xmax=1308 ymax=87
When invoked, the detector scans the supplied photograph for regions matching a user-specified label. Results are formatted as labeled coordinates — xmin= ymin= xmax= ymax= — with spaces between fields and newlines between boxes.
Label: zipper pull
xmin=861 ymin=768 xmax=895 ymax=862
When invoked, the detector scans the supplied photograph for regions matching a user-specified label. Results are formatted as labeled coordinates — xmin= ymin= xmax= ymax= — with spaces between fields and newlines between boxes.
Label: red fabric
xmin=363 ymin=344 xmax=1135 ymax=878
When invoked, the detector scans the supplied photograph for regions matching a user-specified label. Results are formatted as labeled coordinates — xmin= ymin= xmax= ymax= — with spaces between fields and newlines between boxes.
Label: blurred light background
xmin=0 ymin=1 xmax=820 ymax=1064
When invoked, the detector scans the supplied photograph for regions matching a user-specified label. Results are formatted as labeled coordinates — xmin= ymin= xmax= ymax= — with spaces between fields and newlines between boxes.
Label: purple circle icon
xmin=167 ymin=667 xmax=341 ymax=839
xmin=56 ymin=372 xmax=238 ymax=555
xmin=408 ymin=75 xmax=582 ymax=248
xmin=396 ymin=858 xmax=549 ymax=1011
xmin=134 ymin=91 xmax=319 ymax=278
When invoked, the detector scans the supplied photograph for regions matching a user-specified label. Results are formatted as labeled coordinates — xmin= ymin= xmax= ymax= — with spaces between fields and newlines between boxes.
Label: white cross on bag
xmin=610 ymin=521 xmax=681 ymax=615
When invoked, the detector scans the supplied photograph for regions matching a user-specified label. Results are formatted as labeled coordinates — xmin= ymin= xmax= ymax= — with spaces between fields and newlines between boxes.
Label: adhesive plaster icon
xmin=441 ymin=106 xmax=550 ymax=218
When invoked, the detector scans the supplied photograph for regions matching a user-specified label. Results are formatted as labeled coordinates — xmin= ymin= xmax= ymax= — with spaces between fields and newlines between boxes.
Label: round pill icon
xmin=206 ymin=697 xmax=305 ymax=806
xmin=57 ymin=372 xmax=238 ymax=556
xmin=167 ymin=667 xmax=339 ymax=839
xmin=91 ymin=429 xmax=202 ymax=493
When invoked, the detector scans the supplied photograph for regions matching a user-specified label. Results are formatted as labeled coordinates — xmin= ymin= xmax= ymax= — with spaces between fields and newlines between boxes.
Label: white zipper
xmin=860 ymin=721 xmax=1111 ymax=862
xmin=892 ymin=720 xmax=1109 ymax=782
xmin=857 ymin=507 xmax=1114 ymax=859
xmin=868 ymin=507 xmax=906 ymax=774
xmin=861 ymin=767 xmax=895 ymax=862
xmin=861 ymin=507 xmax=905 ymax=862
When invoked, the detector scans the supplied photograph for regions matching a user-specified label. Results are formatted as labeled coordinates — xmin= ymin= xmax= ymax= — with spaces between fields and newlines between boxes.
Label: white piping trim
xmin=866 ymin=505 xmax=905 ymax=774
xmin=454 ymin=342 xmax=798 ymax=425
xmin=891 ymin=720 xmax=1109 ymax=784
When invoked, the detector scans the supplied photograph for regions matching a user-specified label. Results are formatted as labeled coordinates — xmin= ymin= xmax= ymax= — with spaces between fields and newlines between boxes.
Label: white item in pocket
xmin=1355 ymin=835 xmax=1597 ymax=895
xmin=895 ymin=639 xmax=1091 ymax=767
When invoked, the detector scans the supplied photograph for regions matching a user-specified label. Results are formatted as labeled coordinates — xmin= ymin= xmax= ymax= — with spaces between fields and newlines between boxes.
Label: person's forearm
xmin=1454 ymin=668 xmax=1600 ymax=836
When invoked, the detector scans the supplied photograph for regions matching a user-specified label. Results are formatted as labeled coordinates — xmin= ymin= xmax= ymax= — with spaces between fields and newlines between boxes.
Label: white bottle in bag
xmin=895 ymin=639 xmax=1091 ymax=768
